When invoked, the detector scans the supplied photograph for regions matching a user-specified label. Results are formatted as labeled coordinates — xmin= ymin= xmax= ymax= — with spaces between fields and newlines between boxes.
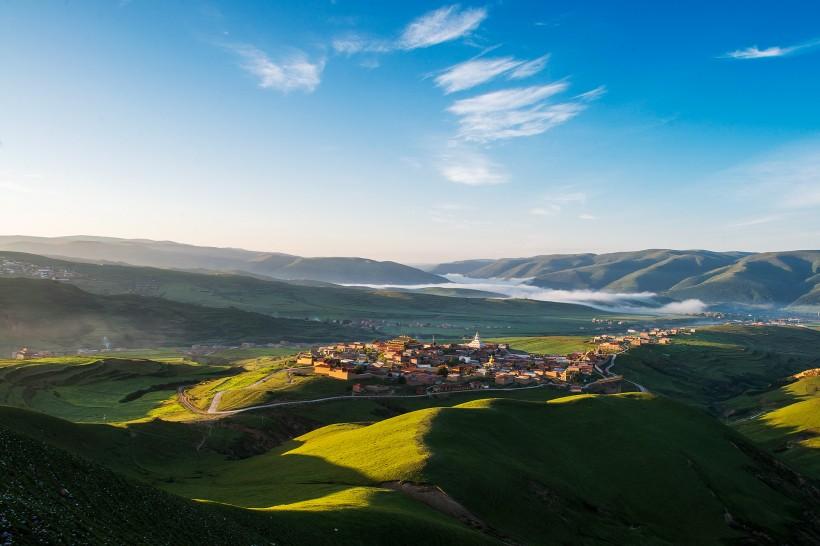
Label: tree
xmin=437 ymin=365 xmax=449 ymax=377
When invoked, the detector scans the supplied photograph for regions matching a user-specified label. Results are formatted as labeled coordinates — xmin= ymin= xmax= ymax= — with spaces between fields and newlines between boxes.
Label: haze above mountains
xmin=1 ymin=236 xmax=818 ymax=311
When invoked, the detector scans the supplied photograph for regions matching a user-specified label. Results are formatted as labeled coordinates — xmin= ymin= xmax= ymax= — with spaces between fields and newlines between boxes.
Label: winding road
xmin=178 ymin=382 xmax=553 ymax=417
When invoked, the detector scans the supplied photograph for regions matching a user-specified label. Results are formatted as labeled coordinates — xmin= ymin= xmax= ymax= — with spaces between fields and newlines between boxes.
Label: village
xmin=296 ymin=327 xmax=694 ymax=397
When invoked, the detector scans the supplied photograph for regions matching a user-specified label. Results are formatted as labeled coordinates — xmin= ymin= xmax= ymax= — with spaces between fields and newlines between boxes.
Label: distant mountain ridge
xmin=0 ymin=235 xmax=447 ymax=285
xmin=433 ymin=249 xmax=820 ymax=310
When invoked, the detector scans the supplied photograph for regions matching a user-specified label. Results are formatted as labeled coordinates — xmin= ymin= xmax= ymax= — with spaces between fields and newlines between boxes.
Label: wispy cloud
xmin=578 ymin=213 xmax=597 ymax=220
xmin=399 ymin=5 xmax=487 ymax=50
xmin=723 ymin=39 xmax=820 ymax=60
xmin=446 ymin=83 xmax=603 ymax=142
xmin=232 ymin=45 xmax=324 ymax=93
xmin=435 ymin=57 xmax=523 ymax=93
xmin=439 ymin=149 xmax=508 ymax=186
xmin=434 ymin=53 xmax=550 ymax=93
xmin=509 ymin=54 xmax=549 ymax=79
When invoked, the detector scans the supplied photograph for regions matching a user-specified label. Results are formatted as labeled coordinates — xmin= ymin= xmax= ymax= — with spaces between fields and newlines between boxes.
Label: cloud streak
xmin=446 ymin=83 xmax=604 ymax=142
xmin=399 ymin=5 xmax=487 ymax=50
xmin=435 ymin=53 xmax=549 ymax=93
xmin=232 ymin=45 xmax=324 ymax=93
xmin=723 ymin=39 xmax=820 ymax=60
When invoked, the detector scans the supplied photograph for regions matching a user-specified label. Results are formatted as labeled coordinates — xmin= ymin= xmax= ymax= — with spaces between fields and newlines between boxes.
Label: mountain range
xmin=0 ymin=235 xmax=447 ymax=285
xmin=1 ymin=237 xmax=818 ymax=311
xmin=433 ymin=249 xmax=820 ymax=311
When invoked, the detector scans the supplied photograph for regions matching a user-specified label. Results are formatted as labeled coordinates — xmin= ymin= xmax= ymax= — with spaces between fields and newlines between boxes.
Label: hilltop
xmin=0 ymin=235 xmax=448 ymax=285
xmin=0 ymin=277 xmax=367 ymax=352
xmin=433 ymin=249 xmax=820 ymax=310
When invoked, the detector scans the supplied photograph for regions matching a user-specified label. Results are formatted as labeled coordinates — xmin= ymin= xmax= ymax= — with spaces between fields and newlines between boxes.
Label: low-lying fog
xmin=346 ymin=274 xmax=708 ymax=315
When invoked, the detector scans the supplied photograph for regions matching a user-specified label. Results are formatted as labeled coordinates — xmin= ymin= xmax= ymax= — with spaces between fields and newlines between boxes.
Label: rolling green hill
xmin=0 ymin=235 xmax=448 ymax=285
xmin=434 ymin=249 xmax=820 ymax=309
xmin=0 ymin=252 xmax=617 ymax=336
xmin=0 ymin=277 xmax=367 ymax=352
xmin=4 ymin=394 xmax=819 ymax=545
xmin=612 ymin=326 xmax=820 ymax=412
xmin=613 ymin=326 xmax=820 ymax=479
xmin=0 ymin=419 xmax=489 ymax=545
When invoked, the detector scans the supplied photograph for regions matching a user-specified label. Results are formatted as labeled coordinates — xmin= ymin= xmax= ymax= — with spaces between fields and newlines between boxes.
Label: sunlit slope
xmin=733 ymin=374 xmax=820 ymax=478
xmin=172 ymin=394 xmax=820 ymax=545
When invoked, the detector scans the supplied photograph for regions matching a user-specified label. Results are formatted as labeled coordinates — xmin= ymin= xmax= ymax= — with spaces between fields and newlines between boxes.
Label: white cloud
xmin=446 ymin=83 xmax=602 ymax=142
xmin=434 ymin=53 xmax=550 ymax=93
xmin=658 ymin=299 xmax=708 ymax=314
xmin=723 ymin=39 xmax=820 ymax=60
xmin=399 ymin=5 xmax=487 ymax=50
xmin=509 ymin=54 xmax=549 ymax=79
xmin=233 ymin=45 xmax=324 ymax=93
xmin=435 ymin=57 xmax=523 ymax=93
xmin=439 ymin=150 xmax=508 ymax=186
xmin=345 ymin=274 xmax=708 ymax=314
xmin=578 ymin=213 xmax=597 ymax=220
xmin=529 ymin=207 xmax=551 ymax=216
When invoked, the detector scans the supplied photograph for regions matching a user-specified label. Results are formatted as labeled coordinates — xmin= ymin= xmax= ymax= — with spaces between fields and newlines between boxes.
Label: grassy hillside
xmin=612 ymin=325 xmax=820 ymax=412
xmin=0 ymin=277 xmax=367 ymax=352
xmin=0 ymin=419 xmax=490 ymax=545
xmin=0 ymin=252 xmax=617 ymax=336
xmin=0 ymin=235 xmax=448 ymax=285
xmin=0 ymin=356 xmax=232 ymax=423
xmin=4 ymin=391 xmax=819 ymax=544
xmin=434 ymin=249 xmax=820 ymax=309
xmin=610 ymin=325 xmax=820 ymax=480
xmin=159 ymin=394 xmax=820 ymax=545
xmin=730 ymin=373 xmax=820 ymax=478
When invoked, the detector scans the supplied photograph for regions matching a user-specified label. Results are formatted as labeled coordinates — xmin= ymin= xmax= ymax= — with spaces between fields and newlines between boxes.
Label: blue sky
xmin=1 ymin=1 xmax=819 ymax=262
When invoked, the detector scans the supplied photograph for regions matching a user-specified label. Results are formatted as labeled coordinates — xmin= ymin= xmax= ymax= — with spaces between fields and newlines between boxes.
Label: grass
xmin=488 ymin=335 xmax=592 ymax=354
xmin=4 ymin=392 xmax=820 ymax=544
xmin=0 ymin=356 xmax=229 ymax=423
xmin=612 ymin=325 xmax=820 ymax=413
xmin=154 ymin=394 xmax=820 ymax=544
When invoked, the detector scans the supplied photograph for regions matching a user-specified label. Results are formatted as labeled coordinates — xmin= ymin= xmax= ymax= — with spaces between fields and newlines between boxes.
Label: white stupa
xmin=467 ymin=331 xmax=483 ymax=349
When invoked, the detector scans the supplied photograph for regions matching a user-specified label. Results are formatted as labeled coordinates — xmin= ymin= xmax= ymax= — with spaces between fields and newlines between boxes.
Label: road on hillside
xmin=177 ymin=383 xmax=554 ymax=417
xmin=592 ymin=353 xmax=649 ymax=393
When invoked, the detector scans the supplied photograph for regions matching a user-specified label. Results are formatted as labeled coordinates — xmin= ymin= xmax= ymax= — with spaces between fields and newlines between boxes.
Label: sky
xmin=1 ymin=1 xmax=819 ymax=263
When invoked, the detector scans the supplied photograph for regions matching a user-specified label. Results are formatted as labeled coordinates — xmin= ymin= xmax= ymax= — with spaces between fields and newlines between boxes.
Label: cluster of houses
xmin=592 ymin=327 xmax=693 ymax=353
xmin=298 ymin=332 xmax=603 ymax=394
xmin=9 ymin=347 xmax=55 ymax=360
xmin=0 ymin=258 xmax=75 ymax=282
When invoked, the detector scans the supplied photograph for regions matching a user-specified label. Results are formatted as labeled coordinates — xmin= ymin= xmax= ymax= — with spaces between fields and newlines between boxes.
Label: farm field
xmin=489 ymin=335 xmax=592 ymax=355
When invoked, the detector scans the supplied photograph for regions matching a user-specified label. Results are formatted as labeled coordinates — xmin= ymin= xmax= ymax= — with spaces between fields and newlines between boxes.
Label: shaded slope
xmin=0 ymin=277 xmax=366 ymax=352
